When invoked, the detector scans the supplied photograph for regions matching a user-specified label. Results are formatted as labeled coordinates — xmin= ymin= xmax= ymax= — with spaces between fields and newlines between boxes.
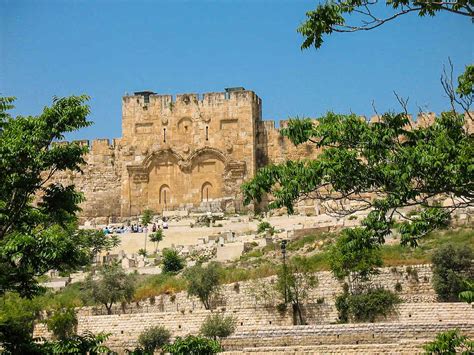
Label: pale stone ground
xmin=107 ymin=214 xmax=332 ymax=255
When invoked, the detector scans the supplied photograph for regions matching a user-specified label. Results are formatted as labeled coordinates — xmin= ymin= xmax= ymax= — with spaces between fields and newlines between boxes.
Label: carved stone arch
xmin=188 ymin=147 xmax=228 ymax=165
xmin=141 ymin=148 xmax=184 ymax=171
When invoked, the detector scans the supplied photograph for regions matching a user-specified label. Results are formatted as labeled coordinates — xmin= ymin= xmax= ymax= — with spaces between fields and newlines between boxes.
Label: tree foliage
xmin=137 ymin=326 xmax=171 ymax=353
xmin=185 ymin=262 xmax=221 ymax=310
xmin=83 ymin=263 xmax=135 ymax=314
xmin=423 ymin=329 xmax=474 ymax=354
xmin=39 ymin=331 xmax=113 ymax=355
xmin=200 ymin=313 xmax=236 ymax=340
xmin=432 ymin=244 xmax=473 ymax=302
xmin=459 ymin=279 xmax=474 ymax=304
xmin=329 ymin=228 xmax=383 ymax=291
xmin=163 ymin=335 xmax=222 ymax=355
xmin=149 ymin=230 xmax=163 ymax=253
xmin=243 ymin=110 xmax=472 ymax=248
xmin=141 ymin=209 xmax=154 ymax=226
xmin=45 ymin=307 xmax=78 ymax=340
xmin=0 ymin=292 xmax=43 ymax=353
xmin=276 ymin=257 xmax=318 ymax=325
xmin=0 ymin=95 xmax=100 ymax=297
xmin=335 ymin=287 xmax=401 ymax=323
xmin=297 ymin=0 xmax=473 ymax=50
xmin=162 ymin=248 xmax=185 ymax=274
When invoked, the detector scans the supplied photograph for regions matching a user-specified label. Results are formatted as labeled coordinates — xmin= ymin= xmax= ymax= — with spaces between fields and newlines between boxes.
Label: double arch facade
xmin=126 ymin=147 xmax=233 ymax=213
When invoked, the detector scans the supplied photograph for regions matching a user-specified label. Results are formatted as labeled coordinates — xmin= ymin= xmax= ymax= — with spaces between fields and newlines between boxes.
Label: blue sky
xmin=1 ymin=0 xmax=472 ymax=140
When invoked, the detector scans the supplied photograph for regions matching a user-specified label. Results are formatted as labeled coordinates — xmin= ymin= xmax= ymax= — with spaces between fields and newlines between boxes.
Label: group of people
xmin=101 ymin=218 xmax=168 ymax=235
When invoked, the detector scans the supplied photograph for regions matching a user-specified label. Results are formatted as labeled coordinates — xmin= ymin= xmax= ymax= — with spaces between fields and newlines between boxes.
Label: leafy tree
xmin=163 ymin=335 xmax=222 ymax=355
xmin=432 ymin=244 xmax=473 ymax=302
xmin=184 ymin=262 xmax=221 ymax=310
xmin=83 ymin=262 xmax=135 ymax=314
xmin=137 ymin=326 xmax=171 ymax=353
xmin=141 ymin=209 xmax=154 ymax=226
xmin=297 ymin=0 xmax=473 ymax=51
xmin=138 ymin=248 xmax=148 ymax=257
xmin=161 ymin=249 xmax=185 ymax=274
xmin=39 ymin=331 xmax=113 ymax=354
xmin=276 ymin=257 xmax=318 ymax=325
xmin=149 ymin=230 xmax=164 ymax=253
xmin=45 ymin=307 xmax=78 ymax=340
xmin=329 ymin=228 xmax=383 ymax=292
xmin=200 ymin=313 xmax=236 ymax=340
xmin=141 ymin=209 xmax=154 ymax=253
xmin=335 ymin=287 xmax=400 ymax=323
xmin=0 ymin=292 xmax=43 ymax=353
xmin=423 ymin=329 xmax=474 ymax=354
xmin=0 ymin=95 xmax=98 ymax=297
xmin=243 ymin=110 xmax=472 ymax=249
xmin=78 ymin=229 xmax=121 ymax=264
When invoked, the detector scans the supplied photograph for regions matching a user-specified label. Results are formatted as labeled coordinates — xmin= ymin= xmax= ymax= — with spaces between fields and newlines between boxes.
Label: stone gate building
xmin=53 ymin=88 xmax=322 ymax=221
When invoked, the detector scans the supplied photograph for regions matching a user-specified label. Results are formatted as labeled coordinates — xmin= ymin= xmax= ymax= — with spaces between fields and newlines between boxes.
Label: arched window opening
xmin=201 ymin=182 xmax=213 ymax=202
xmin=163 ymin=128 xmax=167 ymax=143
xmin=159 ymin=185 xmax=171 ymax=205
xmin=205 ymin=126 xmax=209 ymax=141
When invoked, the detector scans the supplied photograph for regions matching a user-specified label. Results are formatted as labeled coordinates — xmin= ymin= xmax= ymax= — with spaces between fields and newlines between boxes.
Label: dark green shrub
xmin=335 ymin=292 xmax=350 ymax=323
xmin=163 ymin=335 xmax=221 ymax=354
xmin=200 ymin=313 xmax=236 ymax=340
xmin=40 ymin=331 xmax=112 ymax=354
xmin=394 ymin=282 xmax=403 ymax=293
xmin=162 ymin=249 xmax=185 ymax=273
xmin=138 ymin=326 xmax=171 ymax=353
xmin=423 ymin=329 xmax=473 ymax=354
xmin=184 ymin=262 xmax=221 ymax=309
xmin=257 ymin=221 xmax=274 ymax=235
xmin=46 ymin=307 xmax=78 ymax=340
xmin=335 ymin=288 xmax=400 ymax=323
xmin=432 ymin=244 xmax=474 ymax=301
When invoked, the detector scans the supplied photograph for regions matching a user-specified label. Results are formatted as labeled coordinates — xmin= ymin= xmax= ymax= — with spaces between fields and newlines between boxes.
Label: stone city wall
xmin=47 ymin=91 xmax=473 ymax=222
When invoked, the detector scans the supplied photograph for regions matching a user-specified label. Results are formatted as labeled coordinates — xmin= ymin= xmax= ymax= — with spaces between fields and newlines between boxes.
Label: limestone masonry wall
xmin=33 ymin=264 xmax=474 ymax=352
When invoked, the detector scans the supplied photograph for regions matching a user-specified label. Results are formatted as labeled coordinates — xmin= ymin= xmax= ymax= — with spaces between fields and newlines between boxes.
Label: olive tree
xmin=83 ymin=262 xmax=135 ymax=314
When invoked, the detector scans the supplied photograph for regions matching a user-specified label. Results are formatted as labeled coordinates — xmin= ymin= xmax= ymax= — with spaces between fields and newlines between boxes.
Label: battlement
xmin=258 ymin=111 xmax=473 ymax=136
xmin=122 ymin=88 xmax=261 ymax=108
xmin=52 ymin=138 xmax=118 ymax=154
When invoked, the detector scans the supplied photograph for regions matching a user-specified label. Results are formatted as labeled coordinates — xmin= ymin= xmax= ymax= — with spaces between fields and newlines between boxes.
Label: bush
xmin=200 ymin=313 xmax=236 ymax=340
xmin=184 ymin=262 xmax=221 ymax=309
xmin=432 ymin=244 xmax=474 ymax=301
xmin=335 ymin=287 xmax=400 ymax=323
xmin=423 ymin=329 xmax=473 ymax=354
xmin=394 ymin=282 xmax=403 ymax=293
xmin=163 ymin=335 xmax=221 ymax=354
xmin=40 ymin=331 xmax=112 ymax=354
xmin=162 ymin=249 xmax=185 ymax=274
xmin=45 ymin=307 xmax=78 ymax=340
xmin=257 ymin=221 xmax=274 ymax=235
xmin=138 ymin=248 xmax=148 ymax=257
xmin=138 ymin=326 xmax=171 ymax=352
